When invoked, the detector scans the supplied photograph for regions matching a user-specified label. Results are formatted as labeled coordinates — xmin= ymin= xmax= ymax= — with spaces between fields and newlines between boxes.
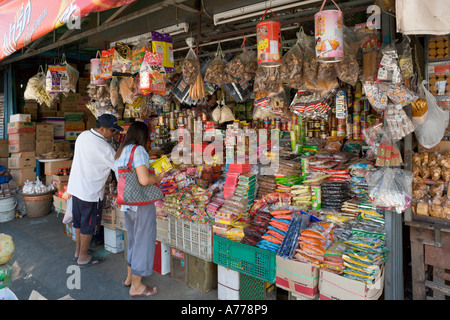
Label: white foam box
xmin=10 ymin=114 xmax=31 ymax=123
xmin=104 ymin=227 xmax=125 ymax=253
xmin=217 ymin=265 xmax=240 ymax=300
xmin=275 ymin=256 xmax=319 ymax=298
xmin=318 ymin=267 xmax=384 ymax=300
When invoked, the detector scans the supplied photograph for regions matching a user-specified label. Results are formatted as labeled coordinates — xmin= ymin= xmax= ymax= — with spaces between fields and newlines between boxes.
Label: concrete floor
xmin=0 ymin=211 xmax=218 ymax=300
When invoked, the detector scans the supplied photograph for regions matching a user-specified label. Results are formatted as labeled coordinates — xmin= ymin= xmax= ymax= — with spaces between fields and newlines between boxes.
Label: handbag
xmin=116 ymin=145 xmax=163 ymax=206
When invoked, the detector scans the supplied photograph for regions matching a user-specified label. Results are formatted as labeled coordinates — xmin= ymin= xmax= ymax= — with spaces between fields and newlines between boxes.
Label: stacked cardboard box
xmin=0 ymin=140 xmax=9 ymax=167
xmin=7 ymin=115 xmax=36 ymax=185
xmin=35 ymin=123 xmax=54 ymax=155
xmin=64 ymin=112 xmax=85 ymax=141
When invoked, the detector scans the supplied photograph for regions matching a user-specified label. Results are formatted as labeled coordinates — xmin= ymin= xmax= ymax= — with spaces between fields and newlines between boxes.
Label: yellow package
xmin=149 ymin=155 xmax=173 ymax=174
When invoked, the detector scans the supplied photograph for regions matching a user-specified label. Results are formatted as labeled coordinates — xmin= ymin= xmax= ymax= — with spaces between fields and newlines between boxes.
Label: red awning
xmin=0 ymin=0 xmax=137 ymax=61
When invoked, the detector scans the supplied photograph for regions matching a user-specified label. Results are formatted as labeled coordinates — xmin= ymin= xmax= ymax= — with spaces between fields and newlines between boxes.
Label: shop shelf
xmin=168 ymin=215 xmax=213 ymax=262
xmin=213 ymin=234 xmax=276 ymax=283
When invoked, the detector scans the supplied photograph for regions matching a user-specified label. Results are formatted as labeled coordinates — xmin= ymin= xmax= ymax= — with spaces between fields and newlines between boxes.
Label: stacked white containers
xmin=217 ymin=265 xmax=240 ymax=300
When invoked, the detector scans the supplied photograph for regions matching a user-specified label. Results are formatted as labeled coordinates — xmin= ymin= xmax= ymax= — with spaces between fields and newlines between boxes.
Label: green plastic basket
xmin=213 ymin=234 xmax=276 ymax=283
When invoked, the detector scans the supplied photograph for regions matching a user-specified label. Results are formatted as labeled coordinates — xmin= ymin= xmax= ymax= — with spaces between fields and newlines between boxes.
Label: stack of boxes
xmin=64 ymin=112 xmax=85 ymax=141
xmin=35 ymin=123 xmax=54 ymax=155
xmin=7 ymin=114 xmax=36 ymax=185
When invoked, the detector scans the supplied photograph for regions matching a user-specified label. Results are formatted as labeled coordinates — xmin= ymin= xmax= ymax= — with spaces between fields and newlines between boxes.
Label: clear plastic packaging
xmin=366 ymin=167 xmax=413 ymax=213
xmin=224 ymin=49 xmax=258 ymax=82
xmin=374 ymin=43 xmax=402 ymax=84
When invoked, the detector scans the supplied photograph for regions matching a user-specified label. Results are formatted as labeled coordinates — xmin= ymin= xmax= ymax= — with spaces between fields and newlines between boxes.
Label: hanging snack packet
xmin=131 ymin=40 xmax=151 ymax=75
xmin=46 ymin=64 xmax=69 ymax=94
xmin=386 ymin=83 xmax=418 ymax=106
xmin=374 ymin=43 xmax=402 ymax=84
xmin=100 ymin=48 xmax=114 ymax=79
xmin=112 ymin=43 xmax=133 ymax=77
xmin=140 ymin=51 xmax=166 ymax=96
xmin=363 ymin=81 xmax=388 ymax=112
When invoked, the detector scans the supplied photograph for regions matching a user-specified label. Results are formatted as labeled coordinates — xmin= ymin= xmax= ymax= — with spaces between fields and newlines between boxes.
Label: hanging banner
xmin=0 ymin=0 xmax=137 ymax=61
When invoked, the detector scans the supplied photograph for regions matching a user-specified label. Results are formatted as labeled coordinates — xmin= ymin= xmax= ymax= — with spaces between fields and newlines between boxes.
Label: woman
xmin=114 ymin=121 xmax=165 ymax=298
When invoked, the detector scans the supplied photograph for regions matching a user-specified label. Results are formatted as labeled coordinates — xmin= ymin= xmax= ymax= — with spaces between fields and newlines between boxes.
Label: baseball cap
xmin=97 ymin=114 xmax=123 ymax=132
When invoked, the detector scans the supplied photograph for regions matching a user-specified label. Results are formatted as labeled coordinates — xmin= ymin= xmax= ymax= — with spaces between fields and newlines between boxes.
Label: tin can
xmin=314 ymin=8 xmax=344 ymax=62
xmin=311 ymin=185 xmax=322 ymax=210
xmin=257 ymin=10 xmax=282 ymax=66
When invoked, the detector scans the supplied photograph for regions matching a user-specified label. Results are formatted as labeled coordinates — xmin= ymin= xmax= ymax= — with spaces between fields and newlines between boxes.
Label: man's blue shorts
xmin=71 ymin=195 xmax=103 ymax=235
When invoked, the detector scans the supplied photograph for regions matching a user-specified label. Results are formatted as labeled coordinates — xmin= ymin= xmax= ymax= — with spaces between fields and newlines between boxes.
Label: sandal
xmin=122 ymin=278 xmax=131 ymax=287
xmin=130 ymin=285 xmax=157 ymax=298
xmin=77 ymin=256 xmax=104 ymax=268
xmin=73 ymin=249 xmax=95 ymax=261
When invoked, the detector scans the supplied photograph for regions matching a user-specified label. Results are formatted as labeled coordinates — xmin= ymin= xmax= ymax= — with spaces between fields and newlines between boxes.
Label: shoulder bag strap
xmin=127 ymin=145 xmax=139 ymax=170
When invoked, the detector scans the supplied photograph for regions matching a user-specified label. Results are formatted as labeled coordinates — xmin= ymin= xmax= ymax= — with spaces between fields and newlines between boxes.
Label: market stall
xmin=1 ymin=0 xmax=450 ymax=301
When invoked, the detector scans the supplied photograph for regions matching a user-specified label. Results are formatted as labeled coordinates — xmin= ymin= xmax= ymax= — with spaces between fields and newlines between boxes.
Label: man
xmin=67 ymin=114 xmax=123 ymax=267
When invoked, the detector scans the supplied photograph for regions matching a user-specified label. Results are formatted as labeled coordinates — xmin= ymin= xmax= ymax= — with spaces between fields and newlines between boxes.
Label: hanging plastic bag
xmin=110 ymin=77 xmax=120 ymax=107
xmin=363 ymin=81 xmax=388 ymax=113
xmin=335 ymin=41 xmax=360 ymax=86
xmin=280 ymin=41 xmax=304 ymax=88
xmin=383 ymin=103 xmax=415 ymax=141
xmin=303 ymin=39 xmax=320 ymax=87
xmin=254 ymin=65 xmax=281 ymax=93
xmin=62 ymin=55 xmax=79 ymax=94
xmin=140 ymin=51 xmax=166 ymax=96
xmin=112 ymin=43 xmax=133 ymax=77
xmin=100 ymin=48 xmax=114 ymax=79
xmin=46 ymin=63 xmax=69 ymax=94
xmin=131 ymin=39 xmax=151 ymax=75
xmin=182 ymin=38 xmax=201 ymax=86
xmin=204 ymin=43 xmax=233 ymax=85
xmin=374 ymin=43 xmax=402 ymax=84
xmin=386 ymin=83 xmax=418 ymax=106
xmin=398 ymin=37 xmax=414 ymax=81
xmin=221 ymin=79 xmax=253 ymax=103
xmin=119 ymin=77 xmax=135 ymax=104
xmin=414 ymin=80 xmax=450 ymax=148
xmin=366 ymin=167 xmax=412 ymax=213
xmin=225 ymin=48 xmax=258 ymax=82
xmin=269 ymin=88 xmax=290 ymax=121
xmin=24 ymin=66 xmax=45 ymax=100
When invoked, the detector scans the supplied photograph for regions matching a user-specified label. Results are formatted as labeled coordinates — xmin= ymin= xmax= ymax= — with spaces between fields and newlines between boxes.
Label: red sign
xmin=0 ymin=0 xmax=137 ymax=61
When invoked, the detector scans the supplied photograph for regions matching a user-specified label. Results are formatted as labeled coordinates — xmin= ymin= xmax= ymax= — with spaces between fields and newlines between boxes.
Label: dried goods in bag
xmin=225 ymin=49 xmax=258 ymax=82
xmin=253 ymin=65 xmax=281 ymax=93
xmin=204 ymin=53 xmax=231 ymax=85
xmin=280 ymin=42 xmax=303 ymax=87
xmin=335 ymin=41 xmax=360 ymax=86
xmin=182 ymin=45 xmax=201 ymax=86
xmin=24 ymin=66 xmax=45 ymax=101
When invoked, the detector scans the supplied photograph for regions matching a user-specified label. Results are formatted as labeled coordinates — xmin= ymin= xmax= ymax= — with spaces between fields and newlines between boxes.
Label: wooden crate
xmin=407 ymin=221 xmax=450 ymax=300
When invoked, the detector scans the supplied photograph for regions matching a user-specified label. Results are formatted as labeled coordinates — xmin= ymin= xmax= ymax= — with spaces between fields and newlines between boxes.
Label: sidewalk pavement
xmin=0 ymin=210 xmax=218 ymax=300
